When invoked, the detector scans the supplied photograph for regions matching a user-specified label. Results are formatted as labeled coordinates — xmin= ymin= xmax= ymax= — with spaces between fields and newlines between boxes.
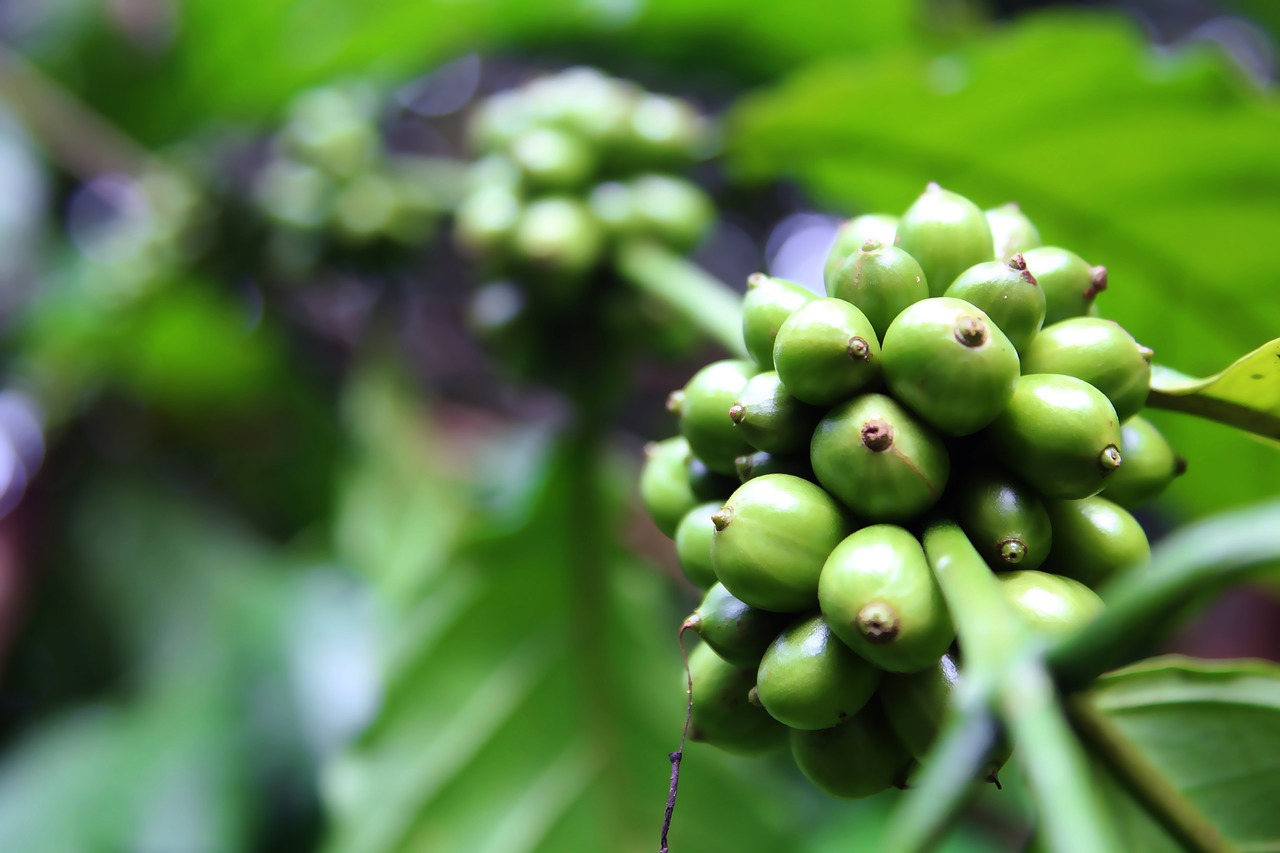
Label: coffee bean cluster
xmin=642 ymin=184 xmax=1184 ymax=798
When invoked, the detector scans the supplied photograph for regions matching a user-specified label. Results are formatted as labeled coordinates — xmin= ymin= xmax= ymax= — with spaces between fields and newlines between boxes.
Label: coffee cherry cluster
xmin=253 ymin=83 xmax=449 ymax=267
xmin=642 ymin=184 xmax=1185 ymax=798
xmin=457 ymin=68 xmax=715 ymax=352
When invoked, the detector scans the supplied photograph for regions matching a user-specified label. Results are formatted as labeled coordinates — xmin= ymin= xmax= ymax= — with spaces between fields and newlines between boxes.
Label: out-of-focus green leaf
xmin=725 ymin=12 xmax=1280 ymax=516
xmin=1090 ymin=656 xmax=1280 ymax=851
xmin=1149 ymin=338 xmax=1280 ymax=442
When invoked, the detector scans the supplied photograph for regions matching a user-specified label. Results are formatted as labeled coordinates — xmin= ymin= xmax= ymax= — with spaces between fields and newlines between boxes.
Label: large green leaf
xmin=1149 ymin=338 xmax=1280 ymax=442
xmin=725 ymin=12 xmax=1280 ymax=517
xmin=1091 ymin=656 xmax=1280 ymax=851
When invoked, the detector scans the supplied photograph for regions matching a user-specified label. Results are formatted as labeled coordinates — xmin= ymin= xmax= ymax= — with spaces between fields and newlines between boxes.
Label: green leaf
xmin=1149 ymin=338 xmax=1280 ymax=442
xmin=725 ymin=11 xmax=1280 ymax=517
xmin=1091 ymin=656 xmax=1280 ymax=851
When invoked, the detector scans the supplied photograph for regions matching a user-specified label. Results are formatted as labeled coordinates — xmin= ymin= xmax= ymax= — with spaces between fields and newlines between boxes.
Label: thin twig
xmin=659 ymin=621 xmax=695 ymax=853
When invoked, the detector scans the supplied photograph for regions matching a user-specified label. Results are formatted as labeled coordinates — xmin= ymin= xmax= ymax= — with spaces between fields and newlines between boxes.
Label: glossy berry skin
xmin=755 ymin=614 xmax=881 ymax=730
xmin=952 ymin=468 xmax=1053 ymax=571
xmin=1021 ymin=246 xmax=1106 ymax=325
xmin=711 ymin=474 xmax=855 ymax=612
xmin=1021 ymin=318 xmax=1152 ymax=422
xmin=818 ymin=525 xmax=954 ymax=673
xmin=895 ymin=184 xmax=994 ymax=298
xmin=998 ymin=570 xmax=1104 ymax=638
xmin=772 ymin=298 xmax=881 ymax=407
xmin=740 ymin=275 xmax=817 ymax=370
xmin=881 ymin=297 xmax=1020 ymax=436
xmin=686 ymin=583 xmax=790 ymax=667
xmin=985 ymin=374 xmax=1122 ymax=500
xmin=827 ymin=240 xmax=929 ymax=340
xmin=1042 ymin=496 xmax=1151 ymax=589
xmin=687 ymin=642 xmax=787 ymax=755
xmin=687 ymin=455 xmax=738 ymax=502
xmin=986 ymin=203 xmax=1042 ymax=261
xmin=677 ymin=359 xmax=757 ymax=476
xmin=730 ymin=371 xmax=823 ymax=455
xmin=639 ymin=436 xmax=698 ymax=538
xmin=734 ymin=450 xmax=815 ymax=484
xmin=511 ymin=196 xmax=605 ymax=282
xmin=1102 ymin=416 xmax=1184 ymax=508
xmin=943 ymin=255 xmax=1046 ymax=354
xmin=811 ymin=393 xmax=950 ymax=521
xmin=823 ymin=213 xmax=900 ymax=289
xmin=674 ymin=501 xmax=722 ymax=589
xmin=790 ymin=703 xmax=914 ymax=799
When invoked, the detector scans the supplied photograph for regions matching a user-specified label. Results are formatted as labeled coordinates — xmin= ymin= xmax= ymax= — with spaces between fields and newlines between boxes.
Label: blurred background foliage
xmin=0 ymin=0 xmax=1276 ymax=851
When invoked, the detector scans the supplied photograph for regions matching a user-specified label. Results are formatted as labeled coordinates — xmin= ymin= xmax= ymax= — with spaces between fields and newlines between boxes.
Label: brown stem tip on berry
xmin=857 ymin=601 xmax=900 ymax=644
xmin=1138 ymin=345 xmax=1155 ymax=364
xmin=666 ymin=391 xmax=685 ymax=413
xmin=999 ymin=538 xmax=1028 ymax=564
xmin=954 ymin=316 xmax=988 ymax=348
xmin=861 ymin=238 xmax=883 ymax=253
xmin=1098 ymin=444 xmax=1123 ymax=473
xmin=847 ymin=336 xmax=871 ymax=361
xmin=1085 ymin=265 xmax=1108 ymax=300
xmin=728 ymin=404 xmax=746 ymax=425
xmin=861 ymin=419 xmax=894 ymax=452
xmin=711 ymin=507 xmax=733 ymax=531
xmin=746 ymin=272 xmax=768 ymax=290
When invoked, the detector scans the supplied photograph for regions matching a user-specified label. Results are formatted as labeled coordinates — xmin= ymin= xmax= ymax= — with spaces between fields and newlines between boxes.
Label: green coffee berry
xmin=895 ymin=183 xmax=994 ymax=298
xmin=674 ymin=502 xmax=722 ymax=589
xmin=943 ymin=254 xmax=1046 ymax=354
xmin=639 ymin=437 xmax=698 ymax=538
xmin=629 ymin=174 xmax=714 ymax=251
xmin=985 ymin=203 xmax=1042 ymax=261
xmin=985 ymin=374 xmax=1122 ymax=500
xmin=1042 ymin=496 xmax=1151 ymax=589
xmin=741 ymin=274 xmax=817 ymax=370
xmin=951 ymin=468 xmax=1053 ymax=571
xmin=772 ymin=298 xmax=881 ymax=407
xmin=687 ymin=642 xmax=787 ymax=755
xmin=881 ymin=297 xmax=1020 ymax=436
xmin=730 ymin=371 xmax=823 ymax=455
xmin=827 ymin=240 xmax=930 ymax=340
xmin=711 ymin=474 xmax=854 ymax=612
xmin=511 ymin=196 xmax=605 ymax=279
xmin=1021 ymin=246 xmax=1107 ymax=325
xmin=619 ymin=93 xmax=707 ymax=168
xmin=755 ymin=614 xmax=881 ymax=730
xmin=818 ymin=525 xmax=954 ymax=673
xmin=997 ymin=570 xmax=1104 ymax=638
xmin=507 ymin=126 xmax=596 ymax=191
xmin=1102 ymin=416 xmax=1185 ymax=508
xmin=686 ymin=583 xmax=790 ymax=667
xmin=790 ymin=704 xmax=914 ymax=799
xmin=822 ymin=213 xmax=901 ymax=292
xmin=454 ymin=186 xmax=521 ymax=256
xmin=587 ymin=181 xmax=638 ymax=238
xmin=811 ymin=393 xmax=950 ymax=521
xmin=677 ymin=359 xmax=758 ymax=475
xmin=734 ymin=450 xmax=815 ymax=483
xmin=687 ymin=454 xmax=738 ymax=502
xmin=1020 ymin=318 xmax=1152 ymax=422
xmin=878 ymin=652 xmax=1012 ymax=774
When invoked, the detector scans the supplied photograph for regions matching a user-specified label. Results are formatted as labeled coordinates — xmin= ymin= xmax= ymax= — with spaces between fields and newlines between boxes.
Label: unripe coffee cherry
xmin=687 ymin=454 xmax=738 ymax=502
xmin=881 ymin=297 xmax=1020 ymax=436
xmin=811 ymin=393 xmax=950 ymax=521
xmin=741 ymin=274 xmax=817 ymax=370
xmin=985 ymin=203 xmax=1042 ymax=261
xmin=895 ymin=183 xmax=994 ymax=298
xmin=454 ymin=185 xmax=521 ymax=257
xmin=985 ymin=374 xmax=1122 ymax=499
xmin=639 ymin=437 xmax=698 ymax=538
xmin=773 ymin=298 xmax=881 ymax=407
xmin=823 ymin=213 xmax=899 ymax=289
xmin=686 ymin=583 xmax=790 ymax=667
xmin=735 ymin=450 xmax=815 ymax=484
xmin=730 ymin=371 xmax=823 ymax=455
xmin=711 ymin=474 xmax=855 ymax=612
xmin=943 ymin=254 xmax=1046 ymax=354
xmin=1021 ymin=318 xmax=1152 ymax=422
xmin=629 ymin=174 xmax=714 ymax=251
xmin=951 ymin=468 xmax=1053 ymax=571
xmin=755 ymin=614 xmax=881 ymax=730
xmin=1021 ymin=246 xmax=1107 ymax=325
xmin=677 ymin=359 xmax=758 ymax=475
xmin=1102 ymin=416 xmax=1185 ymax=508
xmin=507 ymin=126 xmax=597 ymax=190
xmin=674 ymin=501 xmax=723 ymax=589
xmin=687 ymin=643 xmax=787 ymax=755
xmin=511 ymin=196 xmax=605 ymax=280
xmin=827 ymin=240 xmax=930 ymax=340
xmin=819 ymin=525 xmax=954 ymax=673
xmin=790 ymin=704 xmax=914 ymax=799
xmin=997 ymin=570 xmax=1104 ymax=638
xmin=1042 ymin=496 xmax=1151 ymax=589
